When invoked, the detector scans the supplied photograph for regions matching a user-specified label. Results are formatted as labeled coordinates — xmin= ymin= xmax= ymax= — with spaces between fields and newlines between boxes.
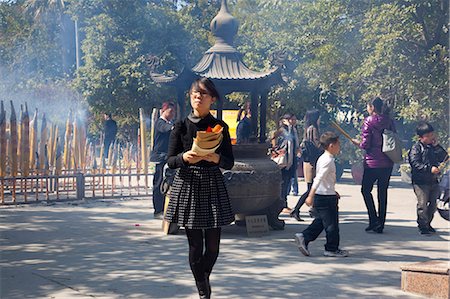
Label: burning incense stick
xmin=330 ymin=121 xmax=353 ymax=141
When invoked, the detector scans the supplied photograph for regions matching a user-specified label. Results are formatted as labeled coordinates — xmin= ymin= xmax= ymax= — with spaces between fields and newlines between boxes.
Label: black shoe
xmin=428 ymin=226 xmax=436 ymax=233
xmin=290 ymin=210 xmax=304 ymax=222
xmin=154 ymin=212 xmax=164 ymax=220
xmin=372 ymin=225 xmax=383 ymax=234
xmin=195 ymin=280 xmax=210 ymax=299
xmin=420 ymin=228 xmax=432 ymax=235
xmin=365 ymin=223 xmax=379 ymax=232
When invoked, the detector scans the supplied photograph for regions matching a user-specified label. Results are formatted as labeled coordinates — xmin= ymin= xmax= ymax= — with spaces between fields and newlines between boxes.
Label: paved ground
xmin=1 ymin=173 xmax=449 ymax=299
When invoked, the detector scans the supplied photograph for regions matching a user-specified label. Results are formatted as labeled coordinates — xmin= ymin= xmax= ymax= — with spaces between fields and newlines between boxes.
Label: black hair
xmin=280 ymin=113 xmax=292 ymax=121
xmin=190 ymin=77 xmax=220 ymax=99
xmin=370 ymin=97 xmax=390 ymax=115
xmin=319 ymin=131 xmax=339 ymax=150
xmin=236 ymin=108 xmax=248 ymax=122
xmin=105 ymin=113 xmax=112 ymax=118
xmin=416 ymin=122 xmax=434 ymax=137
xmin=304 ymin=109 xmax=320 ymax=129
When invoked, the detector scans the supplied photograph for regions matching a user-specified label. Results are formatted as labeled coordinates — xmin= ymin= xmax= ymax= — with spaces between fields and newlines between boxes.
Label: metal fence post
xmin=76 ymin=173 xmax=85 ymax=200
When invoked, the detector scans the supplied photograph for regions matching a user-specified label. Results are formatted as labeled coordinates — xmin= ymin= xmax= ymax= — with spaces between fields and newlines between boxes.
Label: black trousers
xmin=152 ymin=162 xmax=166 ymax=214
xmin=185 ymin=228 xmax=221 ymax=282
xmin=302 ymin=195 xmax=339 ymax=252
xmin=361 ymin=167 xmax=393 ymax=229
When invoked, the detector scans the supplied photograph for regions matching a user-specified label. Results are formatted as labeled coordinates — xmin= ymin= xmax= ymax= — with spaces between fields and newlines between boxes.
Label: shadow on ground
xmin=1 ymin=196 xmax=447 ymax=299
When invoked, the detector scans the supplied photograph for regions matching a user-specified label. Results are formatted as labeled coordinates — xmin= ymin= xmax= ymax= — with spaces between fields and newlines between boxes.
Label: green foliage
xmin=71 ymin=1 xmax=194 ymax=139
xmin=1 ymin=0 xmax=448 ymax=153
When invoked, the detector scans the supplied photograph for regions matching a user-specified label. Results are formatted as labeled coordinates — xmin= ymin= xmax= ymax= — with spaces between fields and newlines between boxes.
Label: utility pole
xmin=75 ymin=19 xmax=80 ymax=70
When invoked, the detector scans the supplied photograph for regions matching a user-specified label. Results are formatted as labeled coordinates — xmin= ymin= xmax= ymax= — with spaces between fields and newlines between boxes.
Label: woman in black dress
xmin=165 ymin=78 xmax=234 ymax=299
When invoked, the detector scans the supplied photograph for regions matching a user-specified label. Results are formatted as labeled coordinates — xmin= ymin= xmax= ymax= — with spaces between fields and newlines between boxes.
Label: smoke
xmin=0 ymin=67 xmax=88 ymax=134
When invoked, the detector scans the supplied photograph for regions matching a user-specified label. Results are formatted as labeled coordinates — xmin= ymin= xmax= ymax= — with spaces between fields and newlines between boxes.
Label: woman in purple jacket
xmin=352 ymin=97 xmax=395 ymax=233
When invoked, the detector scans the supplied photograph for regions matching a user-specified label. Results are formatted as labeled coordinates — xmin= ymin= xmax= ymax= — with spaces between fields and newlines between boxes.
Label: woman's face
xmin=367 ymin=104 xmax=374 ymax=115
xmin=190 ymin=83 xmax=216 ymax=115
xmin=281 ymin=118 xmax=290 ymax=126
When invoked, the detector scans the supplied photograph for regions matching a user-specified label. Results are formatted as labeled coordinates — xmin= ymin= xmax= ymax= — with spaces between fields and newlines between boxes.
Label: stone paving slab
xmin=1 ymin=174 xmax=448 ymax=298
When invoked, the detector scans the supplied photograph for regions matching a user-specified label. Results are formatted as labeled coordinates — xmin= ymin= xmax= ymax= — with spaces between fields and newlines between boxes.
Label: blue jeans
xmin=290 ymin=173 xmax=299 ymax=195
xmin=281 ymin=166 xmax=295 ymax=207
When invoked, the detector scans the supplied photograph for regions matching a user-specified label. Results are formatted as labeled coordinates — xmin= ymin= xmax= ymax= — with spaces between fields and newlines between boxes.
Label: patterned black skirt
xmin=164 ymin=166 xmax=234 ymax=229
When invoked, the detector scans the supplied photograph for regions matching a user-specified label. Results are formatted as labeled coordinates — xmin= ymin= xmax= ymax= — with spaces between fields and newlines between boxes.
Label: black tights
xmin=185 ymin=228 xmax=221 ymax=282
xmin=293 ymin=182 xmax=313 ymax=213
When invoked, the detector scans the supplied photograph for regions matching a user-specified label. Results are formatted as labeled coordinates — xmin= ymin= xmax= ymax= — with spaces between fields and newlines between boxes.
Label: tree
xmin=71 ymin=1 xmax=193 ymax=138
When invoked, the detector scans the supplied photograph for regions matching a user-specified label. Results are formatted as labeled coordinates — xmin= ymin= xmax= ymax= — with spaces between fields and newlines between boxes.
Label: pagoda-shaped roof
xmin=149 ymin=0 xmax=281 ymax=87
xmin=192 ymin=45 xmax=277 ymax=81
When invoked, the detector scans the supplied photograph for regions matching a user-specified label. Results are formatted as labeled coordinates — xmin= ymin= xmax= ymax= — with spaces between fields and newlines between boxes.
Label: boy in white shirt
xmin=294 ymin=132 xmax=349 ymax=257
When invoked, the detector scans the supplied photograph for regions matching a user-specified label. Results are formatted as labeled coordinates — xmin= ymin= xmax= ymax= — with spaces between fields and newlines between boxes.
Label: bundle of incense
xmin=63 ymin=111 xmax=73 ymax=171
xmin=72 ymin=117 xmax=79 ymax=171
xmin=191 ymin=124 xmax=223 ymax=156
xmin=330 ymin=120 xmax=353 ymax=141
xmin=150 ymin=107 xmax=158 ymax=152
xmin=55 ymin=137 xmax=62 ymax=175
xmin=139 ymin=108 xmax=148 ymax=174
xmin=29 ymin=108 xmax=38 ymax=172
xmin=10 ymin=101 xmax=18 ymax=177
xmin=20 ymin=104 xmax=30 ymax=177
xmin=52 ymin=126 xmax=59 ymax=170
xmin=39 ymin=113 xmax=48 ymax=173
xmin=78 ymin=117 xmax=87 ymax=171
xmin=0 ymin=101 xmax=5 ymax=177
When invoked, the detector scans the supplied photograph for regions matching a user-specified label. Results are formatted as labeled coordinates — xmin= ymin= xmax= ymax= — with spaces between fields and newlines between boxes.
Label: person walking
xmin=291 ymin=109 xmax=322 ymax=221
xmin=272 ymin=113 xmax=296 ymax=213
xmin=150 ymin=101 xmax=176 ymax=219
xmin=408 ymin=122 xmax=448 ymax=234
xmin=352 ymin=97 xmax=395 ymax=233
xmin=294 ymin=132 xmax=348 ymax=257
xmin=289 ymin=114 xmax=301 ymax=196
xmin=165 ymin=78 xmax=234 ymax=299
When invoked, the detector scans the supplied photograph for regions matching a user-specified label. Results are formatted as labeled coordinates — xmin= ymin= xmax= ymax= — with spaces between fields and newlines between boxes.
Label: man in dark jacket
xmin=150 ymin=101 xmax=176 ymax=219
xmin=103 ymin=113 xmax=118 ymax=157
xmin=408 ymin=122 xmax=448 ymax=235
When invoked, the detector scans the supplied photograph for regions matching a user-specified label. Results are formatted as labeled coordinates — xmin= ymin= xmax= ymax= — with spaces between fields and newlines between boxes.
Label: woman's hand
xmin=202 ymin=153 xmax=220 ymax=164
xmin=182 ymin=151 xmax=202 ymax=164
xmin=351 ymin=138 xmax=360 ymax=146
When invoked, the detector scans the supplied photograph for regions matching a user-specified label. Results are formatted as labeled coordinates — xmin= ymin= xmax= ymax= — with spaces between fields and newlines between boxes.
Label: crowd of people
xmin=102 ymin=79 xmax=447 ymax=299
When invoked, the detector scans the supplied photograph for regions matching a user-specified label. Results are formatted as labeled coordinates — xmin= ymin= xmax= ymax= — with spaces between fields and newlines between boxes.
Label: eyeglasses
xmin=191 ymin=90 xmax=211 ymax=97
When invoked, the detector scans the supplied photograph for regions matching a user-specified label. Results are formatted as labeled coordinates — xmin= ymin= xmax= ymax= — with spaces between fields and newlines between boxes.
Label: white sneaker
xmin=294 ymin=233 xmax=310 ymax=256
xmin=323 ymin=249 xmax=349 ymax=257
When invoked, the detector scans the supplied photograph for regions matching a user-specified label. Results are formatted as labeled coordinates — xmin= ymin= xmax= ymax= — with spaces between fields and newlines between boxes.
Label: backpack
xmin=382 ymin=129 xmax=402 ymax=163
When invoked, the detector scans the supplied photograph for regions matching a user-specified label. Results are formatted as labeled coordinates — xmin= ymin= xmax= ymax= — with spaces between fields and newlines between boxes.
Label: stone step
xmin=401 ymin=260 xmax=450 ymax=298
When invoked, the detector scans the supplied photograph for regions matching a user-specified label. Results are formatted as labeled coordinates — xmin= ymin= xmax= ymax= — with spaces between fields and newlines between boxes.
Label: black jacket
xmin=167 ymin=113 xmax=234 ymax=170
xmin=150 ymin=117 xmax=173 ymax=163
xmin=408 ymin=141 xmax=448 ymax=185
